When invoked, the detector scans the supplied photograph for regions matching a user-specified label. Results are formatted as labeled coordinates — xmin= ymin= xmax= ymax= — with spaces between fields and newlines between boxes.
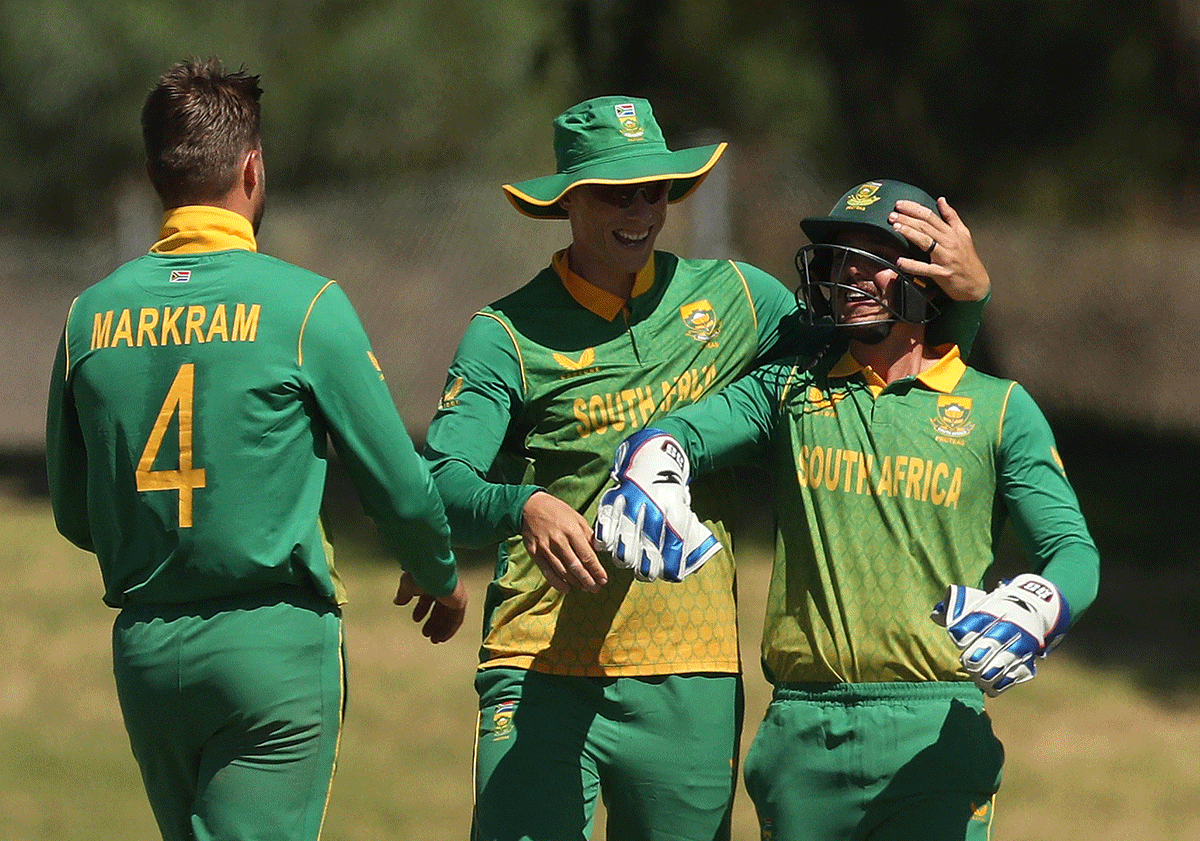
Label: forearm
xmin=1037 ymin=541 xmax=1100 ymax=620
xmin=655 ymin=365 xmax=782 ymax=475
xmin=427 ymin=453 xmax=540 ymax=548
xmin=928 ymin=293 xmax=987 ymax=356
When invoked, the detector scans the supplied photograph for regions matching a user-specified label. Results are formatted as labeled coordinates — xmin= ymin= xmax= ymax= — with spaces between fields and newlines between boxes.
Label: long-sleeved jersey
xmin=47 ymin=205 xmax=458 ymax=608
xmin=425 ymin=248 xmax=985 ymax=677
xmin=657 ymin=346 xmax=1100 ymax=685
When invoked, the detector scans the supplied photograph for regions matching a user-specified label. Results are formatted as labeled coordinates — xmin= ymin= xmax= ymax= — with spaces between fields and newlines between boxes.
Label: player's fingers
xmin=393 ymin=571 xmax=419 ymax=606
xmin=411 ymin=592 xmax=434 ymax=623
xmin=563 ymin=521 xmax=609 ymax=591
xmin=936 ymin=196 xmax=966 ymax=230
xmin=532 ymin=550 xmax=573 ymax=593
xmin=424 ymin=602 xmax=466 ymax=643
xmin=889 ymin=220 xmax=942 ymax=260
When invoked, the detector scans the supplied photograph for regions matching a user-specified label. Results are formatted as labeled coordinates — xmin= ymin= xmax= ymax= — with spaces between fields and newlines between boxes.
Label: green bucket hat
xmin=502 ymin=96 xmax=726 ymax=219
xmin=800 ymin=179 xmax=938 ymax=258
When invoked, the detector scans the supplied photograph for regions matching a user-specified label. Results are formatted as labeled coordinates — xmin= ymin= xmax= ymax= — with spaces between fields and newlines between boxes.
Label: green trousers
xmin=473 ymin=667 xmax=743 ymax=841
xmin=112 ymin=586 xmax=344 ymax=841
xmin=744 ymin=681 xmax=1003 ymax=841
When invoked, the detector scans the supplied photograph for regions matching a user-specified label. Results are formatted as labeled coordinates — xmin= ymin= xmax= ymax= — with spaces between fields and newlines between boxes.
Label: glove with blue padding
xmin=593 ymin=429 xmax=722 ymax=583
xmin=931 ymin=573 xmax=1071 ymax=697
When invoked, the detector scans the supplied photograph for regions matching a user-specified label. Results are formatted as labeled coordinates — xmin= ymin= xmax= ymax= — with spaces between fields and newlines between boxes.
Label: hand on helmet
xmin=889 ymin=197 xmax=990 ymax=302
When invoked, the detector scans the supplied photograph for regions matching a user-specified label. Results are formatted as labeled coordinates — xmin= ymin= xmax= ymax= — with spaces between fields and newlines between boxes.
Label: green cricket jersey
xmin=427 ymin=250 xmax=792 ymax=676
xmin=657 ymin=346 xmax=1100 ymax=685
xmin=47 ymin=206 xmax=458 ymax=608
xmin=426 ymin=248 xmax=984 ymax=677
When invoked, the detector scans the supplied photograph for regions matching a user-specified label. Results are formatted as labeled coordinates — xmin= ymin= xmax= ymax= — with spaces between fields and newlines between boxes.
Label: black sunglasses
xmin=589 ymin=181 xmax=672 ymax=208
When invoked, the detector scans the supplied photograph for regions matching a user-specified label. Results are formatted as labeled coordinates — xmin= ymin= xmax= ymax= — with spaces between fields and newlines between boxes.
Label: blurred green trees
xmin=2 ymin=0 xmax=1196 ymax=233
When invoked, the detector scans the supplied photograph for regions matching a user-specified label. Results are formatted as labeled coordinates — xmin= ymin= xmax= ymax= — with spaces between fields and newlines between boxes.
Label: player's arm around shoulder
xmin=733 ymin=260 xmax=831 ymax=363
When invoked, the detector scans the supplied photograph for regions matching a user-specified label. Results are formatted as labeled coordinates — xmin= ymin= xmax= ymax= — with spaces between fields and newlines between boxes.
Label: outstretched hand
xmin=394 ymin=572 xmax=468 ymax=644
xmin=889 ymin=196 xmax=990 ymax=302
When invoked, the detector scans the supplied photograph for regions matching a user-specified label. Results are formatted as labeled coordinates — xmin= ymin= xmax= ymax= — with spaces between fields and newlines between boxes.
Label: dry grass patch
xmin=3 ymin=493 xmax=1197 ymax=840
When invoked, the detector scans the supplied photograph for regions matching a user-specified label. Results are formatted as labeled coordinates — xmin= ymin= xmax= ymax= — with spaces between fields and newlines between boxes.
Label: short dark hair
xmin=141 ymin=57 xmax=263 ymax=207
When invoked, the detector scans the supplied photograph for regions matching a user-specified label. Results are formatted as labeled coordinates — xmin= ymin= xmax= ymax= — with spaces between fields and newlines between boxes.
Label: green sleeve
xmin=657 ymin=359 xmax=795 ymax=474
xmin=423 ymin=313 xmax=540 ymax=548
xmin=928 ymin=292 xmax=988 ymax=356
xmin=45 ymin=321 xmax=94 ymax=552
xmin=301 ymin=283 xmax=458 ymax=597
xmin=738 ymin=261 xmax=832 ymax=364
xmin=998 ymin=383 xmax=1100 ymax=619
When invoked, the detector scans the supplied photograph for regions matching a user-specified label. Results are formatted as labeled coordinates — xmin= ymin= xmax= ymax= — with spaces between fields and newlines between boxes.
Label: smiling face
xmin=830 ymin=231 xmax=907 ymax=326
xmin=558 ymin=181 xmax=671 ymax=295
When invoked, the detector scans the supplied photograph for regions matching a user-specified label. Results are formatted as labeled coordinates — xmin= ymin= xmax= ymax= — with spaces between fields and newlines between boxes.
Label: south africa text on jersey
xmin=90 ymin=304 xmax=262 ymax=349
xmin=572 ymin=364 xmax=717 ymax=438
xmin=797 ymin=445 xmax=964 ymax=508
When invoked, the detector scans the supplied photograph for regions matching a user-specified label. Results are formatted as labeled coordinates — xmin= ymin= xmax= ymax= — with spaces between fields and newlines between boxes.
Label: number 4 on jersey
xmin=136 ymin=363 xmax=207 ymax=527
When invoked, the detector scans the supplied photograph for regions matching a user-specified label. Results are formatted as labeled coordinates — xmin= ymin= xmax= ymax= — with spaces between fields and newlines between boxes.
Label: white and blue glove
xmin=931 ymin=573 xmax=1071 ymax=697
xmin=593 ymin=429 xmax=722 ymax=583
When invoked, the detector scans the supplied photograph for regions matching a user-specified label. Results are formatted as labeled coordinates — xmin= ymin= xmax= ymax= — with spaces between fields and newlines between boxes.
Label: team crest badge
xmin=169 ymin=270 xmax=191 ymax=283
xmin=845 ymin=181 xmax=884 ymax=212
xmin=680 ymin=300 xmax=722 ymax=342
xmin=931 ymin=395 xmax=975 ymax=438
xmin=614 ymin=102 xmax=645 ymax=140
xmin=438 ymin=376 xmax=464 ymax=410
xmin=492 ymin=701 xmax=516 ymax=742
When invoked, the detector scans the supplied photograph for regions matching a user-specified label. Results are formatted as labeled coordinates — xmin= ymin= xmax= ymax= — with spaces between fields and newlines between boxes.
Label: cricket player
xmin=595 ymin=180 xmax=1101 ymax=840
xmin=45 ymin=58 xmax=466 ymax=841
xmin=424 ymin=98 xmax=992 ymax=841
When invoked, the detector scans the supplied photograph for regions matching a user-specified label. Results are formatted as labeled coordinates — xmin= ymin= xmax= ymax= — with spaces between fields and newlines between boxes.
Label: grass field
xmin=3 ymin=490 xmax=1198 ymax=841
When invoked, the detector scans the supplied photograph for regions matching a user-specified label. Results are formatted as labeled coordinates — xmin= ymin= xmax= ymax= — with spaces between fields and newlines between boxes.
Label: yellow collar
xmin=150 ymin=206 xmax=258 ymax=254
xmin=830 ymin=344 xmax=966 ymax=396
xmin=551 ymin=249 xmax=655 ymax=322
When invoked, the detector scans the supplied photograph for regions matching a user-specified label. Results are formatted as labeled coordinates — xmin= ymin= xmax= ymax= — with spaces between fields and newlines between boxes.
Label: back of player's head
xmin=141 ymin=58 xmax=263 ymax=208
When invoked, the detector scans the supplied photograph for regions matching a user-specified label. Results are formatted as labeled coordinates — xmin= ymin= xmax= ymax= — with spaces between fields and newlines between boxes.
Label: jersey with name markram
xmin=47 ymin=206 xmax=457 ymax=609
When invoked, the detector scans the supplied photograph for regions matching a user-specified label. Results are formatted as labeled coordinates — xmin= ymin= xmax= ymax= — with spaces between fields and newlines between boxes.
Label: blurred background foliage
xmin=3 ymin=0 xmax=1200 ymax=235
xmin=2 ymin=0 xmax=1197 ymax=697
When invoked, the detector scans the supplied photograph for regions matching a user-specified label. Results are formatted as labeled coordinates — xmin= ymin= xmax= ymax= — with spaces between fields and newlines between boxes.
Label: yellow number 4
xmin=136 ymin=363 xmax=207 ymax=527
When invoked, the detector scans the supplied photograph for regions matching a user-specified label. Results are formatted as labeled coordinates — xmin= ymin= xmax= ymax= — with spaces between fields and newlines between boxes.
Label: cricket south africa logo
xmin=680 ymin=300 xmax=722 ymax=343
xmin=614 ymin=102 xmax=645 ymax=140
xmin=931 ymin=395 xmax=975 ymax=438
xmin=492 ymin=701 xmax=516 ymax=742
xmin=845 ymin=181 xmax=884 ymax=212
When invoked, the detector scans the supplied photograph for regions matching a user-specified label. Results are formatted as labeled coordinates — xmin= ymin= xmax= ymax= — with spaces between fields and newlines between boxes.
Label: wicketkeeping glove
xmin=593 ymin=429 xmax=722 ymax=582
xmin=931 ymin=573 xmax=1071 ymax=697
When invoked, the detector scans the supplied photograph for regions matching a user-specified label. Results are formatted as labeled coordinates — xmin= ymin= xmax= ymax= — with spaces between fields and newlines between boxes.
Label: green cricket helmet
xmin=795 ymin=179 xmax=943 ymax=330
